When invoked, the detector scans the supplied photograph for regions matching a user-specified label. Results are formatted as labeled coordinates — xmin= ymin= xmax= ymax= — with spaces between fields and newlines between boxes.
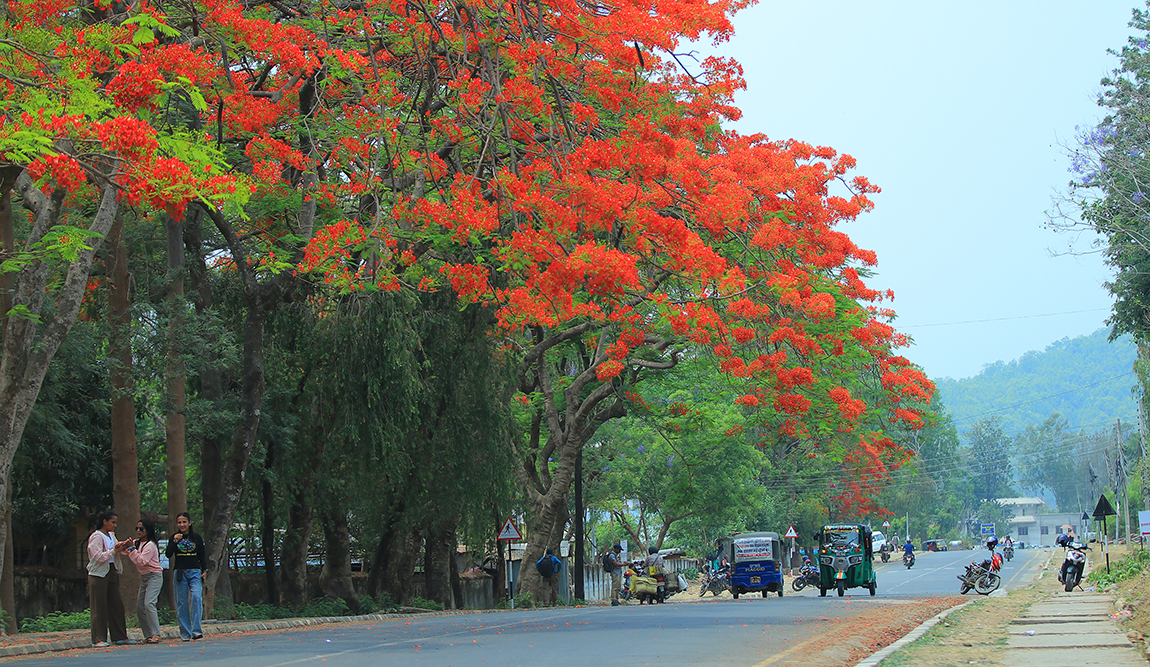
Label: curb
xmin=0 ymin=605 xmax=536 ymax=659
xmin=853 ymin=600 xmax=974 ymax=667
xmin=856 ymin=547 xmax=1055 ymax=667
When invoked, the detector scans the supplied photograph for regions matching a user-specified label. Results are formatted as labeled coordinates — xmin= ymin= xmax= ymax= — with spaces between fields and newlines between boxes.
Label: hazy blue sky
xmin=709 ymin=1 xmax=1138 ymax=380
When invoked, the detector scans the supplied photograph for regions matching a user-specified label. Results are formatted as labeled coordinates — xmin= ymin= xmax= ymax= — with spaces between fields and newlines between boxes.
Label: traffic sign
xmin=980 ymin=523 xmax=995 ymax=536
xmin=882 ymin=520 xmax=891 ymax=528
xmin=784 ymin=525 xmax=798 ymax=539
xmin=497 ymin=517 xmax=522 ymax=541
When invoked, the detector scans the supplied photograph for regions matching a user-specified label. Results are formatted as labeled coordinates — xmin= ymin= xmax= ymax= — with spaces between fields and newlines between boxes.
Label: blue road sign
xmin=980 ymin=523 xmax=995 ymax=536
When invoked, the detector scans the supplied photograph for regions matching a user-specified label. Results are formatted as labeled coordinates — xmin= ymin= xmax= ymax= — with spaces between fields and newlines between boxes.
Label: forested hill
xmin=933 ymin=328 xmax=1139 ymax=440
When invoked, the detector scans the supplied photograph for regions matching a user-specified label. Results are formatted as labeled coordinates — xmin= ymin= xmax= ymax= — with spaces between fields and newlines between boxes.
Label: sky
xmin=705 ymin=1 xmax=1138 ymax=380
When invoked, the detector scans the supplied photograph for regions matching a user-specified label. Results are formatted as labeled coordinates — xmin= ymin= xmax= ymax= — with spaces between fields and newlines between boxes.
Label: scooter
xmin=903 ymin=551 xmax=915 ymax=569
xmin=1003 ymin=544 xmax=1014 ymax=562
xmin=1059 ymin=539 xmax=1089 ymax=592
xmin=879 ymin=545 xmax=891 ymax=563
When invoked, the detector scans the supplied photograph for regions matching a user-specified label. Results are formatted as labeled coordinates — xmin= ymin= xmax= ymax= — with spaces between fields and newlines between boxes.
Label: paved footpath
xmin=1003 ymin=590 xmax=1145 ymax=667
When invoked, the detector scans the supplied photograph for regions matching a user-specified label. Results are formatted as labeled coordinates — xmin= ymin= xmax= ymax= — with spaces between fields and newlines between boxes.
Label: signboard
xmin=980 ymin=523 xmax=995 ymax=536
xmin=734 ymin=537 xmax=774 ymax=560
xmin=1140 ymin=510 xmax=1150 ymax=538
xmin=1093 ymin=494 xmax=1117 ymax=519
xmin=784 ymin=525 xmax=798 ymax=539
xmin=497 ymin=517 xmax=522 ymax=541
xmin=882 ymin=520 xmax=891 ymax=528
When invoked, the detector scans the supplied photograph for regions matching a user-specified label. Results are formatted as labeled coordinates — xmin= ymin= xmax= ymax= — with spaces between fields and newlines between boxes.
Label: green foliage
xmin=226 ymin=595 xmax=399 ymax=620
xmin=407 ymin=596 xmax=445 ymax=611
xmin=511 ymin=590 xmax=534 ymax=609
xmin=20 ymin=610 xmax=90 ymax=634
xmin=964 ymin=417 xmax=1016 ymax=502
xmin=1086 ymin=547 xmax=1150 ymax=587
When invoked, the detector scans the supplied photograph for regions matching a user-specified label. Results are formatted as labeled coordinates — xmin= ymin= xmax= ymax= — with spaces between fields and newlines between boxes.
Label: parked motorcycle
xmin=958 ymin=550 xmax=1003 ymax=595
xmin=903 ymin=551 xmax=915 ymax=569
xmin=1059 ymin=538 xmax=1089 ymax=592
xmin=699 ymin=564 xmax=731 ymax=597
xmin=790 ymin=563 xmax=821 ymax=592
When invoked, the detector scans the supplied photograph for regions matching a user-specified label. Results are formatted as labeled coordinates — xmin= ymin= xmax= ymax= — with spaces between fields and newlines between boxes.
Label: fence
xmin=568 ymin=557 xmax=703 ymax=601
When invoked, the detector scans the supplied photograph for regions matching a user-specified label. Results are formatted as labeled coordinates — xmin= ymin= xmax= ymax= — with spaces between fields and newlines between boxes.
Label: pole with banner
xmin=1094 ymin=495 xmax=1117 ymax=574
xmin=1139 ymin=510 xmax=1150 ymax=551
xmin=497 ymin=517 xmax=523 ymax=607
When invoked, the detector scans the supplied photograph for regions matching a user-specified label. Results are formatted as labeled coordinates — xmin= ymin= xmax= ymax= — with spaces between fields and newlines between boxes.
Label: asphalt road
xmin=10 ymin=547 xmax=1047 ymax=667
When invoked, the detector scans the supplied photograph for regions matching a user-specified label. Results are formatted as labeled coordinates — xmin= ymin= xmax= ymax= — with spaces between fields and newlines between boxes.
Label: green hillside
xmin=933 ymin=328 xmax=1139 ymax=440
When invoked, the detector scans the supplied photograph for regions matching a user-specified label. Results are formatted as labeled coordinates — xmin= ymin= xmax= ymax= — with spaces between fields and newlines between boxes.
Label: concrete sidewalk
xmin=1004 ymin=590 xmax=1145 ymax=667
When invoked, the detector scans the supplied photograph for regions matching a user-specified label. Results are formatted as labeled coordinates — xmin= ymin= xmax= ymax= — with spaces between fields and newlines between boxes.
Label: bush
xmin=512 ymin=589 xmax=534 ymax=608
xmin=407 ymin=596 xmax=444 ymax=611
xmin=679 ymin=567 xmax=699 ymax=581
xmin=1086 ymin=548 xmax=1150 ymax=588
xmin=20 ymin=610 xmax=90 ymax=634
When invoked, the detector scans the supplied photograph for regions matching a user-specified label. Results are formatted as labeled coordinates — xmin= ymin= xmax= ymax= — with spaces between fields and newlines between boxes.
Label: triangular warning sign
xmin=784 ymin=525 xmax=798 ymax=539
xmin=497 ymin=517 xmax=522 ymax=541
xmin=1093 ymin=494 xmax=1117 ymax=519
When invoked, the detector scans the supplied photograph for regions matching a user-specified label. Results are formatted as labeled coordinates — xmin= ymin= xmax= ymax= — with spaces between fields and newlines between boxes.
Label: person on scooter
xmin=902 ymin=538 xmax=914 ymax=565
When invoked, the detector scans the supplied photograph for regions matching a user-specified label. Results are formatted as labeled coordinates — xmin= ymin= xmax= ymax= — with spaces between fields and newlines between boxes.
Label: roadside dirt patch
xmin=767 ymin=596 xmax=965 ymax=667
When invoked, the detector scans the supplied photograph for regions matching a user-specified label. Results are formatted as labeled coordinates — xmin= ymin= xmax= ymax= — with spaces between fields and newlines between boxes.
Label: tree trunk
xmin=366 ymin=519 xmax=420 ymax=604
xmin=163 ymin=212 xmax=187 ymax=550
xmin=318 ymin=510 xmax=359 ymax=613
xmin=279 ymin=491 xmax=313 ymax=610
xmin=0 ymin=169 xmax=16 ymax=634
xmin=261 ymin=443 xmax=279 ymax=606
xmin=108 ymin=216 xmax=141 ymax=617
xmin=181 ymin=211 xmax=228 ymax=606
xmin=423 ymin=524 xmax=456 ymax=610
xmin=0 ymin=176 xmax=117 ymax=598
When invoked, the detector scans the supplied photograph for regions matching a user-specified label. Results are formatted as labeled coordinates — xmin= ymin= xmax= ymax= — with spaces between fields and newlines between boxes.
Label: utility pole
xmin=574 ymin=449 xmax=584 ymax=602
xmin=1141 ymin=399 xmax=1149 ymax=512
xmin=1118 ymin=419 xmax=1132 ymax=545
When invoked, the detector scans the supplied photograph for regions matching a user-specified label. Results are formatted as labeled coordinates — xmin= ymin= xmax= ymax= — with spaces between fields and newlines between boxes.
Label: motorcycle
xmin=903 ymin=551 xmax=915 ymax=569
xmin=880 ymin=546 xmax=890 ymax=563
xmin=790 ymin=563 xmax=821 ymax=592
xmin=958 ymin=550 xmax=1003 ymax=595
xmin=1003 ymin=544 xmax=1014 ymax=562
xmin=1059 ymin=539 xmax=1089 ymax=592
xmin=699 ymin=563 xmax=731 ymax=597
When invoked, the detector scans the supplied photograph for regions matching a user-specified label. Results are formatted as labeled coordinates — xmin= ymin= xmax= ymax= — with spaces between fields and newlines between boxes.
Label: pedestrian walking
xmin=165 ymin=512 xmax=206 ymax=641
xmin=536 ymin=548 xmax=563 ymax=605
xmin=87 ymin=510 xmax=133 ymax=647
xmin=127 ymin=518 xmax=163 ymax=643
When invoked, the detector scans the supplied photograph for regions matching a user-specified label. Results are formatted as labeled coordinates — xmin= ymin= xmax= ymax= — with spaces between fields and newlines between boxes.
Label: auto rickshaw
xmin=728 ymin=531 xmax=784 ymax=599
xmin=816 ymin=523 xmax=876 ymax=597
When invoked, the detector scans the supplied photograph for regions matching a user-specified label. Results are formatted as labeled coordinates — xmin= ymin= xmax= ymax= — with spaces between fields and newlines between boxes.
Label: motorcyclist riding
xmin=902 ymin=539 xmax=915 ymax=567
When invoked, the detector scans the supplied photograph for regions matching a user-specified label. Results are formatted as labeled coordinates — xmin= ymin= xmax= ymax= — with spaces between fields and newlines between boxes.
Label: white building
xmin=997 ymin=497 xmax=1089 ymax=547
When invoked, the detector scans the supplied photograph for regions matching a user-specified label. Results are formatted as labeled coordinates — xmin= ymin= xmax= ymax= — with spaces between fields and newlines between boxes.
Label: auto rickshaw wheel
xmin=836 ymin=580 xmax=845 ymax=597
xmin=777 ymin=588 xmax=783 ymax=597
xmin=732 ymin=589 xmax=739 ymax=600
xmin=819 ymin=587 xmax=827 ymax=597
xmin=868 ymin=582 xmax=876 ymax=596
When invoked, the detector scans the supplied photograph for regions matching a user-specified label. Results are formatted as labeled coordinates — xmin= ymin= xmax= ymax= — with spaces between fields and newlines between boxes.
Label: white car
xmin=871 ymin=531 xmax=887 ymax=555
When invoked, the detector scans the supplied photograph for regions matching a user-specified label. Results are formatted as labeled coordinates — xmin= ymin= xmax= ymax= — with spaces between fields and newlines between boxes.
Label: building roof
xmin=996 ymin=497 xmax=1047 ymax=507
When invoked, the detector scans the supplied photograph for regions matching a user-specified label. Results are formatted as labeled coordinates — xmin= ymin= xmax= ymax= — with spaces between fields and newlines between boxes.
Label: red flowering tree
xmin=292 ymin=0 xmax=935 ymax=597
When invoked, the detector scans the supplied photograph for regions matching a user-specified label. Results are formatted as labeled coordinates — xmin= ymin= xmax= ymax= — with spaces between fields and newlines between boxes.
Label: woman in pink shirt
xmin=127 ymin=518 xmax=163 ymax=643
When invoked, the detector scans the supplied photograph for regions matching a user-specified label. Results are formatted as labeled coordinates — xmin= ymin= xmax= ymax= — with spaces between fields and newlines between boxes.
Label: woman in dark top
xmin=165 ymin=512 xmax=206 ymax=641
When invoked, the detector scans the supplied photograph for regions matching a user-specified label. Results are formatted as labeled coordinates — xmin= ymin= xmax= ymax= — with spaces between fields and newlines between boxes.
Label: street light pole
xmin=574 ymin=448 xmax=585 ymax=601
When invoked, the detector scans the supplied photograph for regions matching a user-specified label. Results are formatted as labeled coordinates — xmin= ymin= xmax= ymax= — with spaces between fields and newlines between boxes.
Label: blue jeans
xmin=174 ymin=569 xmax=203 ymax=639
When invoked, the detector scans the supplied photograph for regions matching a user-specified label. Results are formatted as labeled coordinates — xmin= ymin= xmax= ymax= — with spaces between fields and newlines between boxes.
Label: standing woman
xmin=127 ymin=518 xmax=163 ymax=643
xmin=165 ymin=512 xmax=206 ymax=641
xmin=87 ymin=510 xmax=133 ymax=647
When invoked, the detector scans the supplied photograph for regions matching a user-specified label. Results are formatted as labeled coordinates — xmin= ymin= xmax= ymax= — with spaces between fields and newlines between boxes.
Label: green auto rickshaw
xmin=816 ymin=523 xmax=876 ymax=597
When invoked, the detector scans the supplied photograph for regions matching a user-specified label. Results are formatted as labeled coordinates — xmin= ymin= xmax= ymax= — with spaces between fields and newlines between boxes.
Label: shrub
xmin=1086 ymin=548 xmax=1150 ymax=588
xmin=20 ymin=610 xmax=90 ymax=634
xmin=407 ymin=596 xmax=445 ymax=611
